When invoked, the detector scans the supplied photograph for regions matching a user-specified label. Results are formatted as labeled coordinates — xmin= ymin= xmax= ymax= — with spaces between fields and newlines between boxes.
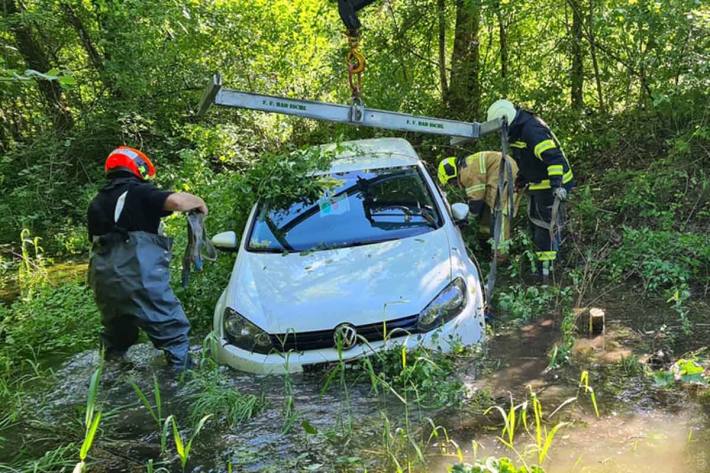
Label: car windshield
xmin=247 ymin=165 xmax=442 ymax=253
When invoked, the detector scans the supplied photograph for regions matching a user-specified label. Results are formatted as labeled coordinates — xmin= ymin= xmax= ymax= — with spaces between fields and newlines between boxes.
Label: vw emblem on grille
xmin=333 ymin=323 xmax=358 ymax=350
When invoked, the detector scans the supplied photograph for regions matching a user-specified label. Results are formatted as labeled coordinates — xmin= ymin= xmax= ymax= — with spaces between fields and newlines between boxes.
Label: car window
xmin=248 ymin=166 xmax=443 ymax=253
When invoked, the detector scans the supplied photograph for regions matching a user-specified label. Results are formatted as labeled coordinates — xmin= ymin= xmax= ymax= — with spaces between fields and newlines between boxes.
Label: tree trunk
xmin=449 ymin=0 xmax=481 ymax=121
xmin=570 ymin=0 xmax=584 ymax=110
xmin=495 ymin=0 xmax=508 ymax=95
xmin=587 ymin=0 xmax=605 ymax=112
xmin=437 ymin=0 xmax=449 ymax=105
xmin=61 ymin=2 xmax=104 ymax=73
xmin=3 ymin=0 xmax=73 ymax=131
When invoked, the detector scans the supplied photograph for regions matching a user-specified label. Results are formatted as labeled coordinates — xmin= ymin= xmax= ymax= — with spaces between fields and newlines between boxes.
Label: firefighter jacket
xmin=458 ymin=151 xmax=519 ymax=247
xmin=508 ymin=109 xmax=574 ymax=192
xmin=459 ymin=151 xmax=519 ymax=210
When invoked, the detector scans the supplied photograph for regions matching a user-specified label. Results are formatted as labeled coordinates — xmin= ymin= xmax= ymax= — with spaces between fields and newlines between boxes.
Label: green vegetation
xmin=74 ymin=364 xmax=104 ymax=473
xmin=0 ymin=282 xmax=99 ymax=368
xmin=167 ymin=414 xmax=212 ymax=471
xmin=130 ymin=375 xmax=168 ymax=454
xmin=653 ymin=355 xmax=708 ymax=388
xmin=496 ymin=284 xmax=568 ymax=323
xmin=1 ymin=0 xmax=708 ymax=470
xmin=363 ymin=344 xmax=467 ymax=409
xmin=452 ymin=376 xmax=602 ymax=473
xmin=185 ymin=368 xmax=267 ymax=427
xmin=451 ymin=458 xmax=544 ymax=473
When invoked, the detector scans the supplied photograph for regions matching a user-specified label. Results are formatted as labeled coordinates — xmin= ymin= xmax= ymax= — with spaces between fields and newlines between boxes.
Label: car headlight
xmin=223 ymin=307 xmax=273 ymax=354
xmin=417 ymin=278 xmax=467 ymax=332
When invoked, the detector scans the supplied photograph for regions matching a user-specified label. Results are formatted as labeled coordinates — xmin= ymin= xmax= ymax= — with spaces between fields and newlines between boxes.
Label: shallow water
xmin=430 ymin=409 xmax=710 ymax=473
xmin=434 ymin=306 xmax=710 ymax=473
xmin=0 ymin=260 xmax=87 ymax=302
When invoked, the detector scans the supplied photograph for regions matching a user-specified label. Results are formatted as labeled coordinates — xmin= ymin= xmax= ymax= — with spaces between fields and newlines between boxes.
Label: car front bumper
xmin=214 ymin=303 xmax=485 ymax=375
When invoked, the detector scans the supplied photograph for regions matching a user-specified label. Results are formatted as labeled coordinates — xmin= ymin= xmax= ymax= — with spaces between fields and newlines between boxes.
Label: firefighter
xmin=87 ymin=146 xmax=208 ymax=372
xmin=486 ymin=99 xmax=575 ymax=278
xmin=438 ymin=151 xmax=520 ymax=258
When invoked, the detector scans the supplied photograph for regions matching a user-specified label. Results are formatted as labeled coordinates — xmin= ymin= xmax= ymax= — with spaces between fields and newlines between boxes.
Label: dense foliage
xmin=1 ymin=0 xmax=707 ymax=250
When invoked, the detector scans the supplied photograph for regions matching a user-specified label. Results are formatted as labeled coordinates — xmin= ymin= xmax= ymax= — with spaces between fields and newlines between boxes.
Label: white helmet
xmin=487 ymin=99 xmax=517 ymax=125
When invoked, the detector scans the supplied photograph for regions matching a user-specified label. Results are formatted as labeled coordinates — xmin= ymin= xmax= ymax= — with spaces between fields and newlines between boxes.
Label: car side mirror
xmin=212 ymin=231 xmax=239 ymax=252
xmin=451 ymin=203 xmax=470 ymax=223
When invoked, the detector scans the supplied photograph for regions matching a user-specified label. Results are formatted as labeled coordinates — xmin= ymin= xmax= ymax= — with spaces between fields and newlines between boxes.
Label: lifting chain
xmin=345 ymin=29 xmax=365 ymax=106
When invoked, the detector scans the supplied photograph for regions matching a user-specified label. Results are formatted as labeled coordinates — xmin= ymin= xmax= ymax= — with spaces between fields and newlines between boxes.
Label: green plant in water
xmin=18 ymin=228 xmax=48 ymax=299
xmin=527 ymin=389 xmax=568 ymax=465
xmin=320 ymin=326 xmax=355 ymax=437
xmin=186 ymin=368 xmax=266 ymax=428
xmin=547 ymin=307 xmax=577 ymax=370
xmin=578 ymin=370 xmax=600 ymax=417
xmin=379 ymin=410 xmax=425 ymax=472
xmin=450 ymin=457 xmax=545 ymax=473
xmin=276 ymin=349 xmax=300 ymax=434
xmin=145 ymin=459 xmax=170 ymax=473
xmin=483 ymin=388 xmax=583 ymax=469
xmin=666 ymin=287 xmax=692 ymax=335
xmin=131 ymin=374 xmax=167 ymax=454
xmin=653 ymin=354 xmax=707 ymax=388
xmin=165 ymin=414 xmax=212 ymax=472
xmin=362 ymin=343 xmax=465 ymax=409
xmin=5 ymin=443 xmax=77 ymax=472
xmin=73 ymin=361 xmax=104 ymax=473
xmin=485 ymin=394 xmax=525 ymax=450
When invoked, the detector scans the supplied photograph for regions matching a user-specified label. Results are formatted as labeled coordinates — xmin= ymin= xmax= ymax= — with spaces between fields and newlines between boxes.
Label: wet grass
xmin=130 ymin=374 xmax=167 ymax=454
xmin=185 ymin=369 xmax=267 ymax=428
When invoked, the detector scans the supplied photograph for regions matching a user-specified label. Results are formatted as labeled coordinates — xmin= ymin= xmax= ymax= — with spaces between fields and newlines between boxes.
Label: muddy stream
xmin=4 ymin=291 xmax=710 ymax=472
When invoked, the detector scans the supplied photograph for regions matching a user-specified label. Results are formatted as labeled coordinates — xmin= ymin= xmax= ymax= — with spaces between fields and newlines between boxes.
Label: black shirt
xmin=87 ymin=171 xmax=173 ymax=240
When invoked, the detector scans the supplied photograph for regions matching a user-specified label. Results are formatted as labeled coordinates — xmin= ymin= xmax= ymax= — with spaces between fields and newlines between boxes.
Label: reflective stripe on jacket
xmin=508 ymin=109 xmax=574 ymax=191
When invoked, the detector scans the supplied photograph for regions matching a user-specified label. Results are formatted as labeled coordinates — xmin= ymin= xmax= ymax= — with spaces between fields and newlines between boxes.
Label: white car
xmin=210 ymin=138 xmax=486 ymax=374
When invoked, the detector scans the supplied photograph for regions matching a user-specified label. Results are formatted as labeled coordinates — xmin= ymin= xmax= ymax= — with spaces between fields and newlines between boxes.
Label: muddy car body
xmin=211 ymin=138 xmax=486 ymax=374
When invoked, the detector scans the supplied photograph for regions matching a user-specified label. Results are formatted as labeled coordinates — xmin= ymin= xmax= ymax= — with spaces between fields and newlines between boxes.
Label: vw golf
xmin=210 ymin=138 xmax=486 ymax=374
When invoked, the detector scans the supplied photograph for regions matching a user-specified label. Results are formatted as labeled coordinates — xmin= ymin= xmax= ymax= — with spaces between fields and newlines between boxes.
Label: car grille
xmin=269 ymin=314 xmax=420 ymax=352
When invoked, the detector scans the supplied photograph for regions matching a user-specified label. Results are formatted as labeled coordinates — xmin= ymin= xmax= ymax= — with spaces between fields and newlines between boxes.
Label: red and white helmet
xmin=104 ymin=146 xmax=156 ymax=180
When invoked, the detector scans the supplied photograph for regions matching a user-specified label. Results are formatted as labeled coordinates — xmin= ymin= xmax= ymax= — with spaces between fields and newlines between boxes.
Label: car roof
xmin=319 ymin=137 xmax=421 ymax=173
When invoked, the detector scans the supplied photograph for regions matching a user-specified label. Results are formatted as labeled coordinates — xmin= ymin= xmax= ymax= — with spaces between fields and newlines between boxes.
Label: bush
xmin=496 ymin=284 xmax=568 ymax=322
xmin=607 ymin=227 xmax=709 ymax=294
xmin=0 ymin=282 xmax=100 ymax=365
xmin=363 ymin=345 xmax=466 ymax=409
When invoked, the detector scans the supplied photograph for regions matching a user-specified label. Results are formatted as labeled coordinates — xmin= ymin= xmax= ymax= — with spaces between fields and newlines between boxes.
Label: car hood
xmin=227 ymin=228 xmax=452 ymax=333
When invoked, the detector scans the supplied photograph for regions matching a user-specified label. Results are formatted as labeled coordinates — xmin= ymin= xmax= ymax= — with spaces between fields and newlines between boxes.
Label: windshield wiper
xmin=248 ymin=247 xmax=289 ymax=254
xmin=367 ymin=204 xmax=439 ymax=228
xmin=420 ymin=206 xmax=438 ymax=227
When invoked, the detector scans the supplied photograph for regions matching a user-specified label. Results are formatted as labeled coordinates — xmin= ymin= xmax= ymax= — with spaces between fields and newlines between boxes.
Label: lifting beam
xmin=197 ymin=74 xmax=503 ymax=142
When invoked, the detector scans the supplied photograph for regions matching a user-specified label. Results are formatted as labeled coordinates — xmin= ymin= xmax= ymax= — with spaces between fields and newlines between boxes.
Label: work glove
xmin=515 ymin=175 xmax=527 ymax=191
xmin=552 ymin=187 xmax=568 ymax=201
xmin=468 ymin=200 xmax=485 ymax=218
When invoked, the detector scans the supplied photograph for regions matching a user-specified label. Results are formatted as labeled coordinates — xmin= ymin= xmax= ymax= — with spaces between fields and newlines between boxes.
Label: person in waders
xmin=437 ymin=151 xmax=520 ymax=261
xmin=486 ymin=100 xmax=575 ymax=280
xmin=87 ymin=146 xmax=208 ymax=372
